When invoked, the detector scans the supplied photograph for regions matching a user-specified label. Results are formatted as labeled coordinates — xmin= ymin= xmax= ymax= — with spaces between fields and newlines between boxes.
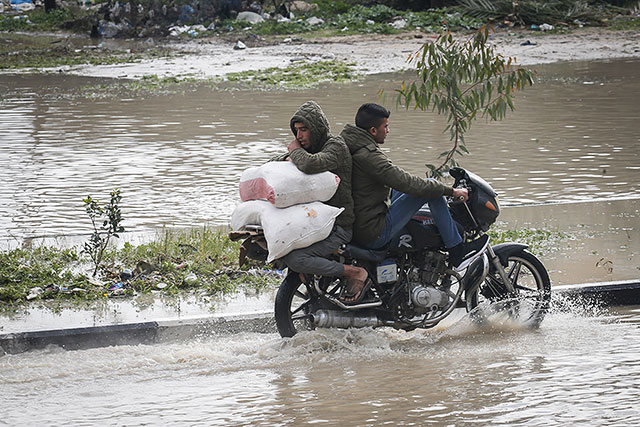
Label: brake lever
xmin=449 ymin=179 xmax=470 ymax=205
xmin=449 ymin=194 xmax=467 ymax=205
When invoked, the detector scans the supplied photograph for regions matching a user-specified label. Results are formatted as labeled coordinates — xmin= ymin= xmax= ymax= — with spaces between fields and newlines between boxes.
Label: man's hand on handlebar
xmin=452 ymin=187 xmax=469 ymax=202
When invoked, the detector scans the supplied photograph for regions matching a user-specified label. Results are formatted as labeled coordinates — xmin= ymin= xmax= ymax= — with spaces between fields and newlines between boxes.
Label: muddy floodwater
xmin=0 ymin=59 xmax=638 ymax=240
xmin=2 ymin=304 xmax=640 ymax=425
xmin=1 ymin=58 xmax=638 ymax=286
xmin=1 ymin=57 xmax=640 ymax=425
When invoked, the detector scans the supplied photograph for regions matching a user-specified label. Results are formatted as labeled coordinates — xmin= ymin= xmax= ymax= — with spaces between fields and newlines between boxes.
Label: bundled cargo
xmin=239 ymin=161 xmax=339 ymax=208
xmin=231 ymin=200 xmax=343 ymax=262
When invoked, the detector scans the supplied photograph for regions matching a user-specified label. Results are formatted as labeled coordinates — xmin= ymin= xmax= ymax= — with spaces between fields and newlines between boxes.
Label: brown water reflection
xmin=499 ymin=198 xmax=640 ymax=285
xmin=0 ymin=59 xmax=638 ymax=240
xmin=2 ymin=306 xmax=640 ymax=425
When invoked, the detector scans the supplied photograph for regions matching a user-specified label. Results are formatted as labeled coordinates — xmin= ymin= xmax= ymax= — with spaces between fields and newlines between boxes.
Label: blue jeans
xmin=369 ymin=189 xmax=462 ymax=250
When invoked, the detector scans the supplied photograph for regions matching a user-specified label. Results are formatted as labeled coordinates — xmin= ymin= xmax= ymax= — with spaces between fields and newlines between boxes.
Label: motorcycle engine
xmin=412 ymin=250 xmax=448 ymax=284
xmin=408 ymin=283 xmax=449 ymax=313
xmin=405 ymin=251 xmax=450 ymax=314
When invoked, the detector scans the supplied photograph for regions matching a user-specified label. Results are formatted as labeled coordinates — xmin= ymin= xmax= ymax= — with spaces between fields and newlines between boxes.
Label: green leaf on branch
xmin=395 ymin=25 xmax=535 ymax=177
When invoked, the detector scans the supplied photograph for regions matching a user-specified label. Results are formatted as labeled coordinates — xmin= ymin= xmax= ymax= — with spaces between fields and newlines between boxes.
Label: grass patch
xmin=226 ymin=59 xmax=358 ymax=88
xmin=1 ymin=222 xmax=570 ymax=312
xmin=326 ymin=5 xmax=480 ymax=33
xmin=219 ymin=18 xmax=311 ymax=35
xmin=216 ymin=4 xmax=484 ymax=37
xmin=0 ymin=6 xmax=91 ymax=32
xmin=0 ymin=227 xmax=281 ymax=313
xmin=608 ymin=16 xmax=640 ymax=31
xmin=487 ymin=225 xmax=568 ymax=255
xmin=0 ymin=246 xmax=87 ymax=305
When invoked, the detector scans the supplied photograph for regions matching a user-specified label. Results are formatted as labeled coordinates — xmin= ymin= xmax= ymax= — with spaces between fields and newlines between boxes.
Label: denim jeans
xmin=369 ymin=189 xmax=462 ymax=250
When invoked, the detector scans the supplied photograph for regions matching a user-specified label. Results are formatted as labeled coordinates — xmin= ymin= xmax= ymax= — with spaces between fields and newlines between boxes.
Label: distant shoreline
xmin=26 ymin=27 xmax=640 ymax=81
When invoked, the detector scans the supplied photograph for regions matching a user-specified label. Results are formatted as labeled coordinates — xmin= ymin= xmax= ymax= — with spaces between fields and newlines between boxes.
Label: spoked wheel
xmin=274 ymin=272 xmax=339 ymax=338
xmin=466 ymin=249 xmax=551 ymax=328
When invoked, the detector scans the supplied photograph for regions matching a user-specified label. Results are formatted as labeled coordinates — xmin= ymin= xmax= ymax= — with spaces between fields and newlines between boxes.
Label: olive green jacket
xmin=340 ymin=123 xmax=453 ymax=246
xmin=271 ymin=101 xmax=354 ymax=229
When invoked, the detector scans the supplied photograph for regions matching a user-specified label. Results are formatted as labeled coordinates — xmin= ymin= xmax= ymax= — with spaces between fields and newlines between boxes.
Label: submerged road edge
xmin=2 ymin=280 xmax=639 ymax=355
xmin=0 ymin=312 xmax=276 ymax=355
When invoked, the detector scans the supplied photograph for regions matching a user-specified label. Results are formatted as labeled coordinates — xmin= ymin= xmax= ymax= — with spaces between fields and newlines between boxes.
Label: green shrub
xmin=250 ymin=19 xmax=311 ymax=35
xmin=457 ymin=0 xmax=610 ymax=26
xmin=0 ymin=15 xmax=31 ymax=31
xmin=313 ymin=0 xmax=355 ymax=17
xmin=0 ymin=7 xmax=90 ymax=32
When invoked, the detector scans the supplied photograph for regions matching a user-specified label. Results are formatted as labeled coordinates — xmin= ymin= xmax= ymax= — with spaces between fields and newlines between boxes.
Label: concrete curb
xmin=1 ymin=280 xmax=638 ymax=355
xmin=1 ymin=312 xmax=276 ymax=355
xmin=554 ymin=279 xmax=640 ymax=306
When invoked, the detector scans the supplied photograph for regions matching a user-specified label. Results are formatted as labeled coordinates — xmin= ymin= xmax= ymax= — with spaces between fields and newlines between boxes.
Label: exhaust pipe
xmin=311 ymin=310 xmax=381 ymax=329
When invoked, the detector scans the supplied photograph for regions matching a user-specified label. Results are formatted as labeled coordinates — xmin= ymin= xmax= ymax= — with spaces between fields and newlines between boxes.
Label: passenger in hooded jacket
xmin=271 ymin=101 xmax=369 ymax=293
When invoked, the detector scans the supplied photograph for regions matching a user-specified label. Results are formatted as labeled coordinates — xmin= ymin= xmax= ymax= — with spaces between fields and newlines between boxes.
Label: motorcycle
xmin=230 ymin=167 xmax=551 ymax=338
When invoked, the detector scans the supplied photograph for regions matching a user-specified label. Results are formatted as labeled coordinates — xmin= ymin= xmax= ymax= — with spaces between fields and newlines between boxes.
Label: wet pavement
xmin=3 ymin=298 xmax=640 ymax=425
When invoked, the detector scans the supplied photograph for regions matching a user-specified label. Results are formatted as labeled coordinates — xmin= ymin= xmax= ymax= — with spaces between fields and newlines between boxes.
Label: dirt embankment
xmin=61 ymin=27 xmax=640 ymax=81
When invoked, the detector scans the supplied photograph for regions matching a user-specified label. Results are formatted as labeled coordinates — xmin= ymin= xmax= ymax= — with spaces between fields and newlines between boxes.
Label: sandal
xmin=340 ymin=277 xmax=374 ymax=305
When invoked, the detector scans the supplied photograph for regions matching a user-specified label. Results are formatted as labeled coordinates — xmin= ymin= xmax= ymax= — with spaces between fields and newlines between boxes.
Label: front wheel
xmin=274 ymin=272 xmax=318 ymax=338
xmin=466 ymin=249 xmax=551 ymax=328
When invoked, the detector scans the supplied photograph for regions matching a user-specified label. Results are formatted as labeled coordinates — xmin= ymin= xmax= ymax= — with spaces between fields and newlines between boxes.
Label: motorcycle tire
xmin=274 ymin=272 xmax=317 ymax=338
xmin=466 ymin=248 xmax=551 ymax=328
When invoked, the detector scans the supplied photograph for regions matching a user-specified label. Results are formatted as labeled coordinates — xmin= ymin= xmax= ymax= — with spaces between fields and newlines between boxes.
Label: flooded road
xmin=2 ymin=304 xmax=639 ymax=425
xmin=2 ymin=53 xmax=640 ymax=425
xmin=0 ymin=58 xmax=638 ymax=240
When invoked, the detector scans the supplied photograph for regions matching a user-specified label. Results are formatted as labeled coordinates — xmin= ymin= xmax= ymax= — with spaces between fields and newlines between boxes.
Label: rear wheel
xmin=274 ymin=272 xmax=318 ymax=337
xmin=466 ymin=249 xmax=551 ymax=328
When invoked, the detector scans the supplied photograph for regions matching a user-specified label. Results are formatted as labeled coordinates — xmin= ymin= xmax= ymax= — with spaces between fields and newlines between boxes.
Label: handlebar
xmin=449 ymin=178 xmax=471 ymax=204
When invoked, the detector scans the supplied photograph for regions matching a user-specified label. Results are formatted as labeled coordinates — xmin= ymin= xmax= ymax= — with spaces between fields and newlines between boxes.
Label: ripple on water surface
xmin=2 ymin=302 xmax=640 ymax=425
xmin=0 ymin=59 xmax=639 ymax=239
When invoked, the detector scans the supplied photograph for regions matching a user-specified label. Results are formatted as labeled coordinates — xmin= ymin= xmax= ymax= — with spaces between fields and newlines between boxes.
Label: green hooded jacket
xmin=340 ymin=123 xmax=453 ymax=246
xmin=272 ymin=101 xmax=354 ymax=230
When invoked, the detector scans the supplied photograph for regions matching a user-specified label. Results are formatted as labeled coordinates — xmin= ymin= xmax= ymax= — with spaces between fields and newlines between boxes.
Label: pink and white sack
xmin=239 ymin=161 xmax=340 ymax=208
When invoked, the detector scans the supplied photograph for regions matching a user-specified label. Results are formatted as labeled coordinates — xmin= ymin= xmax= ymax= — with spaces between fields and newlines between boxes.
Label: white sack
xmin=239 ymin=161 xmax=339 ymax=208
xmin=231 ymin=200 xmax=343 ymax=262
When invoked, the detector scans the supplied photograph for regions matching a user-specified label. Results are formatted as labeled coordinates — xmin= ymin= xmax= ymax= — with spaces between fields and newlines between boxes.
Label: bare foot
xmin=341 ymin=265 xmax=370 ymax=303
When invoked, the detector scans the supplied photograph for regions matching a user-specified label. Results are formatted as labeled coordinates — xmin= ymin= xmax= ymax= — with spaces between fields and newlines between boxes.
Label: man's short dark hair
xmin=355 ymin=103 xmax=390 ymax=131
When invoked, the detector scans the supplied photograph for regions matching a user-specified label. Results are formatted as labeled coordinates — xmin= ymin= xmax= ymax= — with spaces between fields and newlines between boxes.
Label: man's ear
xmin=368 ymin=126 xmax=377 ymax=136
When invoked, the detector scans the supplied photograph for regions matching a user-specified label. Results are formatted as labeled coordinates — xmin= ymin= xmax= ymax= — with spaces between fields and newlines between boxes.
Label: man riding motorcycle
xmin=339 ymin=103 xmax=489 ymax=303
